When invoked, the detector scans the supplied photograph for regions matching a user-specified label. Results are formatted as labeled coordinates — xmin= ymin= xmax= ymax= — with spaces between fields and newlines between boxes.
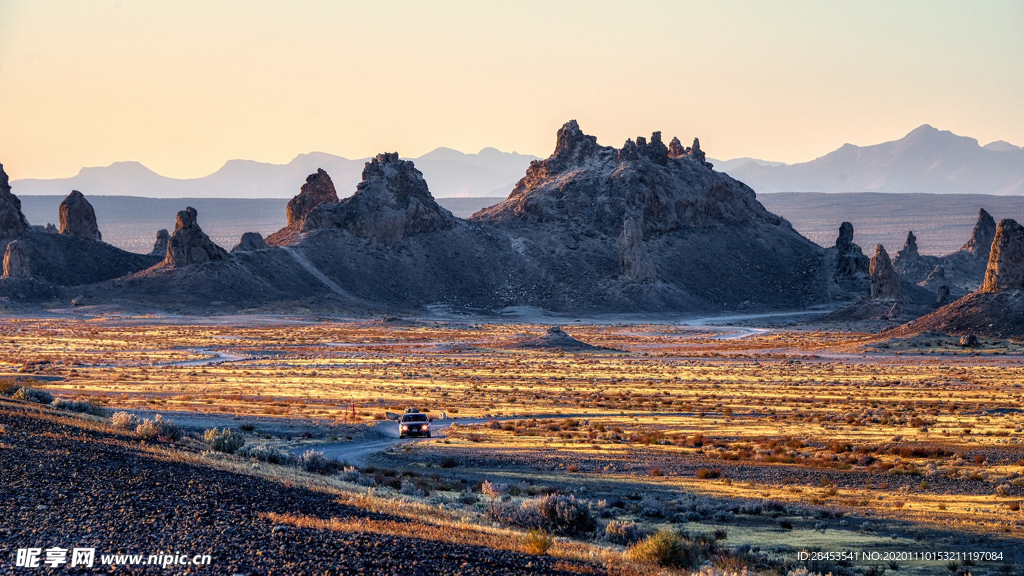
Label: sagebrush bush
xmin=236 ymin=444 xmax=294 ymax=465
xmin=110 ymin=411 xmax=140 ymax=430
xmin=12 ymin=387 xmax=53 ymax=405
xmin=626 ymin=528 xmax=702 ymax=568
xmin=204 ymin=427 xmax=246 ymax=454
xmin=135 ymin=415 xmax=182 ymax=441
xmin=53 ymin=398 xmax=108 ymax=417
xmin=0 ymin=379 xmax=19 ymax=396
xmin=521 ymin=529 xmax=553 ymax=555
xmin=605 ymin=519 xmax=646 ymax=545
xmin=535 ymin=494 xmax=595 ymax=536
xmin=399 ymin=480 xmax=426 ymax=497
xmin=296 ymin=449 xmax=339 ymax=474
xmin=488 ymin=494 xmax=595 ymax=537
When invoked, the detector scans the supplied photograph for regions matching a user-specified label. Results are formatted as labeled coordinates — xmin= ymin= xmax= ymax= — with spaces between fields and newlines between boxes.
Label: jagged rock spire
xmin=962 ymin=208 xmax=997 ymax=258
xmin=151 ymin=229 xmax=169 ymax=256
xmin=981 ymin=219 xmax=1024 ymax=292
xmin=2 ymin=240 xmax=30 ymax=278
xmin=59 ymin=190 xmax=102 ymax=241
xmin=0 ymin=163 xmax=29 ymax=238
xmin=165 ymin=207 xmax=229 ymax=267
xmin=286 ymin=169 xmax=338 ymax=228
xmin=894 ymin=230 xmax=919 ymax=263
xmin=870 ymin=244 xmax=902 ymax=300
xmin=301 ymin=153 xmax=455 ymax=244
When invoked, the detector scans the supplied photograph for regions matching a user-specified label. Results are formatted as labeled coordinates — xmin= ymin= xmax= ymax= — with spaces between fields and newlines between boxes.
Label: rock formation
xmin=2 ymin=241 xmax=30 ymax=278
xmin=0 ymin=163 xmax=29 ymax=238
xmin=58 ymin=190 xmax=102 ymax=241
xmin=286 ymin=169 xmax=338 ymax=228
xmin=9 ymin=121 xmax=834 ymax=313
xmin=894 ymin=231 xmax=919 ymax=263
xmin=150 ymin=229 xmax=170 ymax=256
xmin=870 ymin=244 xmax=902 ymax=300
xmin=961 ymin=208 xmax=997 ymax=259
xmin=617 ymin=216 xmax=657 ymax=282
xmin=981 ymin=219 xmax=1024 ymax=292
xmin=231 ymin=232 xmax=269 ymax=253
xmin=164 ymin=207 xmax=229 ymax=267
xmin=892 ymin=219 xmax=1024 ymax=339
xmin=45 ymin=223 xmax=57 ymax=234
xmin=512 ymin=325 xmax=610 ymax=351
xmin=476 ymin=120 xmax=789 ymax=235
xmin=834 ymin=222 xmax=870 ymax=278
xmin=302 ymin=153 xmax=456 ymax=245
xmin=935 ymin=284 xmax=951 ymax=306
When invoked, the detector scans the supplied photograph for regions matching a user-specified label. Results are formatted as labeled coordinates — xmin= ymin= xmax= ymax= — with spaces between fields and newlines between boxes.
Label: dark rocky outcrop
xmin=286 ymin=169 xmax=338 ymax=228
xmin=0 ymin=164 xmax=29 ymax=238
xmin=302 ymin=154 xmax=456 ymax=245
xmin=617 ymin=216 xmax=657 ymax=283
xmin=2 ymin=241 xmax=30 ymax=278
xmin=475 ymin=121 xmax=771 ymax=235
xmin=45 ymin=223 xmax=57 ymax=234
xmin=165 ymin=207 xmax=230 ymax=267
xmin=0 ymin=169 xmax=159 ymax=292
xmin=231 ymin=232 xmax=269 ymax=253
xmin=151 ymin=229 xmax=170 ymax=256
xmin=511 ymin=326 xmax=610 ymax=351
xmin=981 ymin=219 xmax=1024 ymax=292
xmin=59 ymin=191 xmax=102 ymax=241
xmin=870 ymin=245 xmax=902 ymax=300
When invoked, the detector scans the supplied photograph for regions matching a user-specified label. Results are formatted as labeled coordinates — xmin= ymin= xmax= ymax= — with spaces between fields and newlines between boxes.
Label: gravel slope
xmin=0 ymin=400 xmax=594 ymax=575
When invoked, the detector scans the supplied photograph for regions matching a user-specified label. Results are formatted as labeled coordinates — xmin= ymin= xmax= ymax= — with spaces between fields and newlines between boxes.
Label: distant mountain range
xmin=729 ymin=125 xmax=1024 ymax=195
xmin=10 ymin=125 xmax=1024 ymax=197
xmin=11 ymin=148 xmax=542 ymax=199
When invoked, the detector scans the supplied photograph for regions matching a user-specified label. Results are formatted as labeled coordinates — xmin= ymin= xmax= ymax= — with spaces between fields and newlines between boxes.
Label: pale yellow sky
xmin=0 ymin=0 xmax=1021 ymax=180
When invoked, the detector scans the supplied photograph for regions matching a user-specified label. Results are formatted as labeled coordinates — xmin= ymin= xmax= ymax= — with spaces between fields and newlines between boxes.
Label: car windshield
xmin=402 ymin=414 xmax=428 ymax=422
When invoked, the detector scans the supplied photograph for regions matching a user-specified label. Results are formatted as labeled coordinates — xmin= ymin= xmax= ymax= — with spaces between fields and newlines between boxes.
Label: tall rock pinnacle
xmin=165 ymin=207 xmax=229 ymax=267
xmin=2 ymin=240 xmax=31 ymax=278
xmin=0 ymin=163 xmax=29 ymax=238
xmin=870 ymin=244 xmax=902 ymax=300
xmin=961 ymin=208 xmax=997 ymax=259
xmin=59 ymin=190 xmax=102 ymax=241
xmin=286 ymin=169 xmax=338 ymax=228
xmin=981 ymin=219 xmax=1024 ymax=292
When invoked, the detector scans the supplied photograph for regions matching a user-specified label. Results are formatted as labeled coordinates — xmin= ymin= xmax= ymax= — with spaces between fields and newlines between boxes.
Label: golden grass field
xmin=3 ymin=315 xmax=1023 ymax=574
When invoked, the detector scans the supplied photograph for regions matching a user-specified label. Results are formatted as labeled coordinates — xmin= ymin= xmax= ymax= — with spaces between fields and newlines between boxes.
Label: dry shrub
xmin=12 ymin=387 xmax=53 ymax=405
xmin=110 ymin=411 xmax=140 ymax=430
xmin=696 ymin=467 xmax=722 ymax=479
xmin=204 ymin=427 xmax=246 ymax=454
xmin=135 ymin=415 xmax=182 ymax=442
xmin=521 ymin=529 xmax=553 ymax=555
xmin=626 ymin=528 xmax=701 ymax=568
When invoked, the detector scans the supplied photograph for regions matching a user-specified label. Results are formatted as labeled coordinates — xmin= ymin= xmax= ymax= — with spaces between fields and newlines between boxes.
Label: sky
xmin=0 ymin=0 xmax=1022 ymax=180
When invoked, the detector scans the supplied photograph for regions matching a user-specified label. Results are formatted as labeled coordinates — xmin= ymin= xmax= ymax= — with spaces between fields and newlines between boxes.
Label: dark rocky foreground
xmin=0 ymin=400 xmax=594 ymax=575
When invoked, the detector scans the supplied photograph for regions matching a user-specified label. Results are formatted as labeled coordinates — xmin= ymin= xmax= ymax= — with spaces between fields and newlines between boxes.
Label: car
xmin=399 ymin=412 xmax=431 ymax=439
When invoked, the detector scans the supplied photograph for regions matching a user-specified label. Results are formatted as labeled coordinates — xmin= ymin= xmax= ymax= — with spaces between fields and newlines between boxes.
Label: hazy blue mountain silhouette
xmin=728 ymin=125 xmax=1024 ymax=194
xmin=12 ymin=148 xmax=541 ymax=199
